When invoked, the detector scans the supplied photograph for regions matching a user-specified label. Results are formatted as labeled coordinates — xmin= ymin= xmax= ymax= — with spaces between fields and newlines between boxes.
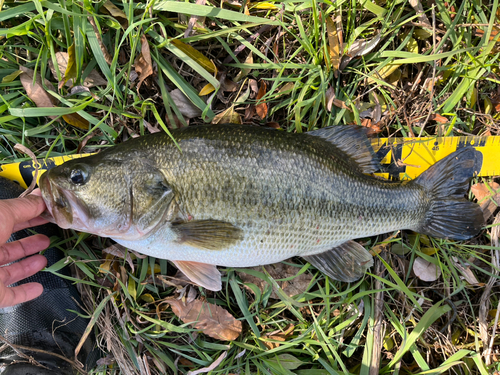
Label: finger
xmin=30 ymin=188 xmax=42 ymax=197
xmin=0 ymin=282 xmax=43 ymax=308
xmin=0 ymin=234 xmax=50 ymax=266
xmin=12 ymin=216 xmax=50 ymax=233
xmin=0 ymin=195 xmax=47 ymax=243
xmin=0 ymin=254 xmax=47 ymax=286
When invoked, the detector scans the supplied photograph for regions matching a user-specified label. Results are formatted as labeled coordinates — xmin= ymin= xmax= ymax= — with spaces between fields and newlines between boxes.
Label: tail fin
xmin=413 ymin=148 xmax=483 ymax=240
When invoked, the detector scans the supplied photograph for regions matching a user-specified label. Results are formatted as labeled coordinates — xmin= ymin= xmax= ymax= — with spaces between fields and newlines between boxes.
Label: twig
xmin=0 ymin=334 xmax=87 ymax=375
xmin=223 ymin=24 xmax=275 ymax=64
xmin=369 ymin=252 xmax=386 ymax=375
xmin=87 ymin=16 xmax=113 ymax=65
xmin=481 ymin=213 xmax=500 ymax=365
xmin=418 ymin=4 xmax=437 ymax=137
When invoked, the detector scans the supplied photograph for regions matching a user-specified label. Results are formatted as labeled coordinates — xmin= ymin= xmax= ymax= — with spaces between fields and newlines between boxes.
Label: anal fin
xmin=172 ymin=260 xmax=222 ymax=291
xmin=302 ymin=240 xmax=373 ymax=282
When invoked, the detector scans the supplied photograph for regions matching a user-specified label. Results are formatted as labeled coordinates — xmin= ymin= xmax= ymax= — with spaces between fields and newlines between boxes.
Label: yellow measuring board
xmin=371 ymin=135 xmax=500 ymax=180
xmin=0 ymin=136 xmax=499 ymax=188
xmin=0 ymin=154 xmax=91 ymax=188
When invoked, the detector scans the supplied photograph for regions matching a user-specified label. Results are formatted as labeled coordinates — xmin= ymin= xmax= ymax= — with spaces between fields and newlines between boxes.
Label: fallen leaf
xmin=332 ymin=98 xmax=349 ymax=110
xmin=59 ymin=43 xmax=77 ymax=89
xmin=472 ymin=182 xmax=500 ymax=221
xmin=237 ymin=262 xmax=313 ymax=299
xmin=187 ymin=351 xmax=227 ymax=375
xmin=409 ymin=0 xmax=432 ymax=39
xmin=234 ymin=52 xmax=253 ymax=82
xmin=249 ymin=2 xmax=279 ymax=10
xmin=212 ymin=105 xmax=242 ymax=124
xmin=325 ymin=86 xmax=335 ymax=112
xmin=451 ymin=257 xmax=481 ymax=285
xmin=168 ymin=299 xmax=242 ymax=341
xmin=347 ymin=33 xmax=381 ymax=57
xmin=249 ymin=79 xmax=259 ymax=94
xmin=101 ymin=0 xmax=128 ymax=29
xmin=49 ymin=52 xmax=107 ymax=88
xmin=366 ymin=64 xmax=402 ymax=85
xmin=135 ymin=35 xmax=153 ymax=90
xmin=103 ymin=243 xmax=135 ymax=272
xmin=218 ymin=71 xmax=238 ymax=92
xmin=184 ymin=0 xmax=206 ymax=38
xmin=170 ymin=89 xmax=202 ymax=119
xmin=406 ymin=37 xmax=419 ymax=54
xmin=199 ymin=83 xmax=216 ymax=96
xmin=88 ymin=17 xmax=113 ymax=64
xmin=62 ymin=113 xmax=89 ymax=130
xmin=325 ymin=14 xmax=341 ymax=73
xmin=19 ymin=66 xmax=57 ymax=118
xmin=255 ymin=80 xmax=268 ymax=119
xmin=179 ymin=358 xmax=195 ymax=368
xmin=244 ymin=105 xmax=256 ymax=120
xmin=262 ymin=324 xmax=294 ymax=349
xmin=170 ymin=39 xmax=216 ymax=74
xmin=265 ymin=122 xmax=281 ymax=129
xmin=413 ymin=257 xmax=441 ymax=282
xmin=2 ymin=70 xmax=23 ymax=83
xmin=429 ymin=113 xmax=449 ymax=124
xmin=264 ymin=354 xmax=304 ymax=370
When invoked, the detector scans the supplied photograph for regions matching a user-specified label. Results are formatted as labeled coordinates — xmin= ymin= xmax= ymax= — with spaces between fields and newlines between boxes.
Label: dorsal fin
xmin=307 ymin=125 xmax=380 ymax=173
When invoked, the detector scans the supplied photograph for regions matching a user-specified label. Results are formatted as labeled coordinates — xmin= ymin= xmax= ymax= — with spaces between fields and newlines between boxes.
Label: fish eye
xmin=69 ymin=166 xmax=89 ymax=185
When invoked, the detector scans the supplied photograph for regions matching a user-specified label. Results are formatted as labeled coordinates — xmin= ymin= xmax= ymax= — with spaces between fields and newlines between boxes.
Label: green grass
xmin=1 ymin=0 xmax=500 ymax=374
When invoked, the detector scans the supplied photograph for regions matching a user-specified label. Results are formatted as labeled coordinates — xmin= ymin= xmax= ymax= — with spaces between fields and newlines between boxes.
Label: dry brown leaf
xmin=50 ymin=52 xmax=107 ymax=88
xmin=255 ymin=81 xmax=268 ymax=119
xmin=429 ymin=113 xmax=449 ymax=124
xmin=87 ymin=17 xmax=112 ymax=64
xmin=168 ymin=298 xmax=242 ymax=341
xmin=184 ymin=0 xmax=206 ymax=38
xmin=249 ymin=79 xmax=259 ymax=95
xmin=170 ymin=89 xmax=202 ymax=119
xmin=265 ymin=122 xmax=281 ymax=129
xmin=325 ymin=86 xmax=335 ymax=112
xmin=325 ymin=14 xmax=341 ymax=73
xmin=244 ymin=105 xmax=256 ymax=120
xmin=187 ymin=351 xmax=227 ymax=375
xmin=237 ymin=262 xmax=313 ymax=299
xmin=262 ymin=324 xmax=294 ymax=349
xmin=135 ymin=35 xmax=153 ymax=90
xmin=332 ymin=98 xmax=349 ymax=110
xmin=347 ymin=34 xmax=381 ymax=57
xmin=103 ymin=244 xmax=135 ymax=272
xmin=218 ymin=71 xmax=238 ymax=92
xmin=234 ymin=52 xmax=253 ymax=82
xmin=101 ymin=0 xmax=128 ymax=28
xmin=472 ymin=182 xmax=500 ymax=221
xmin=212 ymin=105 xmax=241 ymax=124
xmin=413 ymin=257 xmax=441 ymax=282
xmin=19 ymin=66 xmax=57 ymax=116
xmin=451 ymin=257 xmax=481 ymax=286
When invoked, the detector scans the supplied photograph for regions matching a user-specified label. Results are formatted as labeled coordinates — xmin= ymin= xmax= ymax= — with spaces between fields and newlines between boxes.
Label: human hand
xmin=0 ymin=190 xmax=50 ymax=308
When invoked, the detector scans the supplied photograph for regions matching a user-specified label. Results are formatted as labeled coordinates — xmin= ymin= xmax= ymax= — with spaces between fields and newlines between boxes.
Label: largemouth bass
xmin=39 ymin=124 xmax=484 ymax=290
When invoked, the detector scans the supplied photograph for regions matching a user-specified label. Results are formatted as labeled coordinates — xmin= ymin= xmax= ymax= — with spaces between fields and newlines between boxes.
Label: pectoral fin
xmin=172 ymin=260 xmax=222 ymax=291
xmin=172 ymin=220 xmax=243 ymax=250
xmin=302 ymin=241 xmax=373 ymax=282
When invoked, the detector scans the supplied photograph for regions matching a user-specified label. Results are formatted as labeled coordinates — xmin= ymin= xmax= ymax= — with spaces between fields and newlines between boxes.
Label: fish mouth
xmin=39 ymin=172 xmax=90 ymax=230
